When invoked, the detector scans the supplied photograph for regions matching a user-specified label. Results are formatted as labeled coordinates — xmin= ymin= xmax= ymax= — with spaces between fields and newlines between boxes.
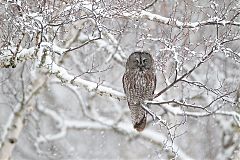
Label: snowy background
xmin=0 ymin=0 xmax=240 ymax=159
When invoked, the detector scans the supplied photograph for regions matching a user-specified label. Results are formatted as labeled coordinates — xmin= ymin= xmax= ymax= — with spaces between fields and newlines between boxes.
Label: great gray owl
xmin=122 ymin=52 xmax=156 ymax=131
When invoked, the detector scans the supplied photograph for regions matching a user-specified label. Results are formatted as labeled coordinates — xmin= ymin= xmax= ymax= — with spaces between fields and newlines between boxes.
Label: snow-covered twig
xmin=76 ymin=27 xmax=126 ymax=65
xmin=141 ymin=103 xmax=186 ymax=147
xmin=149 ymin=98 xmax=240 ymax=126
xmin=141 ymin=103 xmax=167 ymax=125
xmin=154 ymin=44 xmax=219 ymax=98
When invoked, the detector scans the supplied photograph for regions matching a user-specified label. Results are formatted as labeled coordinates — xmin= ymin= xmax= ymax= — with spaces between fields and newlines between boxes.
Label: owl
xmin=122 ymin=52 xmax=156 ymax=131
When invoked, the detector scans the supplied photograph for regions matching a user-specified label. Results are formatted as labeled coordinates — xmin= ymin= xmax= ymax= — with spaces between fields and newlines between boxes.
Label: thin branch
xmin=144 ymin=0 xmax=158 ymax=10
xmin=63 ymin=37 xmax=101 ymax=53
xmin=149 ymin=98 xmax=240 ymax=126
xmin=154 ymin=45 xmax=216 ymax=98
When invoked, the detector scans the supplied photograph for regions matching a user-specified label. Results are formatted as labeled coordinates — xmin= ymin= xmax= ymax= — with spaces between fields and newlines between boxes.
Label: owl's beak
xmin=139 ymin=65 xmax=144 ymax=71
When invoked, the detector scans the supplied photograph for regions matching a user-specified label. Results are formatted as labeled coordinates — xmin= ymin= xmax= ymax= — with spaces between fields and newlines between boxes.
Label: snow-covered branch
xmin=154 ymin=44 xmax=217 ymax=98
xmin=122 ymin=10 xmax=240 ymax=28
xmin=61 ymin=1 xmax=240 ymax=29
xmin=36 ymin=104 xmax=194 ymax=160
xmin=44 ymin=54 xmax=125 ymax=100
xmin=1 ymin=0 xmax=239 ymax=159
xmin=149 ymin=98 xmax=240 ymax=127
xmin=0 ymin=41 xmax=125 ymax=100
xmin=0 ymin=42 xmax=67 ymax=68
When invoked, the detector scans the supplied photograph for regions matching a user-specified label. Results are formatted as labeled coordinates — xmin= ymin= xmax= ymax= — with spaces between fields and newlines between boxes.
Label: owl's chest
xmin=133 ymin=72 xmax=148 ymax=87
xmin=128 ymin=71 xmax=153 ymax=101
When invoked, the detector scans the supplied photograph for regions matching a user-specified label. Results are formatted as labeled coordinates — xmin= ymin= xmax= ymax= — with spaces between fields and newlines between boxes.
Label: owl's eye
xmin=142 ymin=59 xmax=147 ymax=63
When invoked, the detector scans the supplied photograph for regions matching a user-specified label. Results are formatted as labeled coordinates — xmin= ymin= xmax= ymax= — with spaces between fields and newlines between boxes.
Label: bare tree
xmin=0 ymin=0 xmax=239 ymax=159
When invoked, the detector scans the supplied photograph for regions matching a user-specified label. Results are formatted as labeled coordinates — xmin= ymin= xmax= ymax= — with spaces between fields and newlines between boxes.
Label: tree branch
xmin=122 ymin=10 xmax=240 ymax=28
xmin=35 ymin=104 xmax=194 ymax=160
xmin=0 ymin=77 xmax=46 ymax=160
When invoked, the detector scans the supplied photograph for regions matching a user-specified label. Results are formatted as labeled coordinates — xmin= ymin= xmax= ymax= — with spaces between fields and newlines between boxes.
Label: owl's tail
xmin=134 ymin=114 xmax=146 ymax=132
xmin=129 ymin=105 xmax=147 ymax=132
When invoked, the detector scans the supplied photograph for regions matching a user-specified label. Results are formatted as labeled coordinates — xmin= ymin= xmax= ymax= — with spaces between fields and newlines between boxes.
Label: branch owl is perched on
xmin=122 ymin=52 xmax=156 ymax=131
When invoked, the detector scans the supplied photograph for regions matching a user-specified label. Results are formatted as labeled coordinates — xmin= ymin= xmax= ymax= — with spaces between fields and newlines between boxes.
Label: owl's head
xmin=126 ymin=52 xmax=154 ymax=71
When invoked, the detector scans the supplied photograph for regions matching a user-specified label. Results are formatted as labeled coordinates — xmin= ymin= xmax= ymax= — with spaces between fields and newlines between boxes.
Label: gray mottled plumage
xmin=122 ymin=52 xmax=156 ymax=131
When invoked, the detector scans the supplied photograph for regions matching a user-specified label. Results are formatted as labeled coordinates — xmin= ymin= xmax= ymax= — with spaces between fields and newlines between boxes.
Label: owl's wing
xmin=153 ymin=73 xmax=157 ymax=95
xmin=122 ymin=72 xmax=127 ymax=94
xmin=146 ymin=71 xmax=157 ymax=97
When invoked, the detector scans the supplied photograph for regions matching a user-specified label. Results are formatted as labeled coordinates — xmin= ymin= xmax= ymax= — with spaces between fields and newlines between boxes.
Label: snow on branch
xmin=42 ymin=53 xmax=125 ymax=100
xmin=154 ymin=44 xmax=217 ymax=98
xmin=122 ymin=10 xmax=240 ymax=28
xmin=61 ymin=1 xmax=240 ymax=29
xmin=1 ymin=41 xmax=238 ymax=125
xmin=35 ymin=104 xmax=194 ymax=160
xmin=3 ymin=44 xmax=238 ymax=125
xmin=0 ymin=42 xmax=68 ymax=68
xmin=0 ymin=40 xmax=125 ymax=101
xmin=148 ymin=98 xmax=240 ymax=127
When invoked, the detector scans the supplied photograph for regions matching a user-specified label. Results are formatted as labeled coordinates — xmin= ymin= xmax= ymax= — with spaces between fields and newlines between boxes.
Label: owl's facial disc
xmin=127 ymin=52 xmax=153 ymax=71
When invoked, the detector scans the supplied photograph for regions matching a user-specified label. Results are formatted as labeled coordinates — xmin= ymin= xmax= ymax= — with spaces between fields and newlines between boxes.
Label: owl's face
xmin=126 ymin=52 xmax=154 ymax=71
